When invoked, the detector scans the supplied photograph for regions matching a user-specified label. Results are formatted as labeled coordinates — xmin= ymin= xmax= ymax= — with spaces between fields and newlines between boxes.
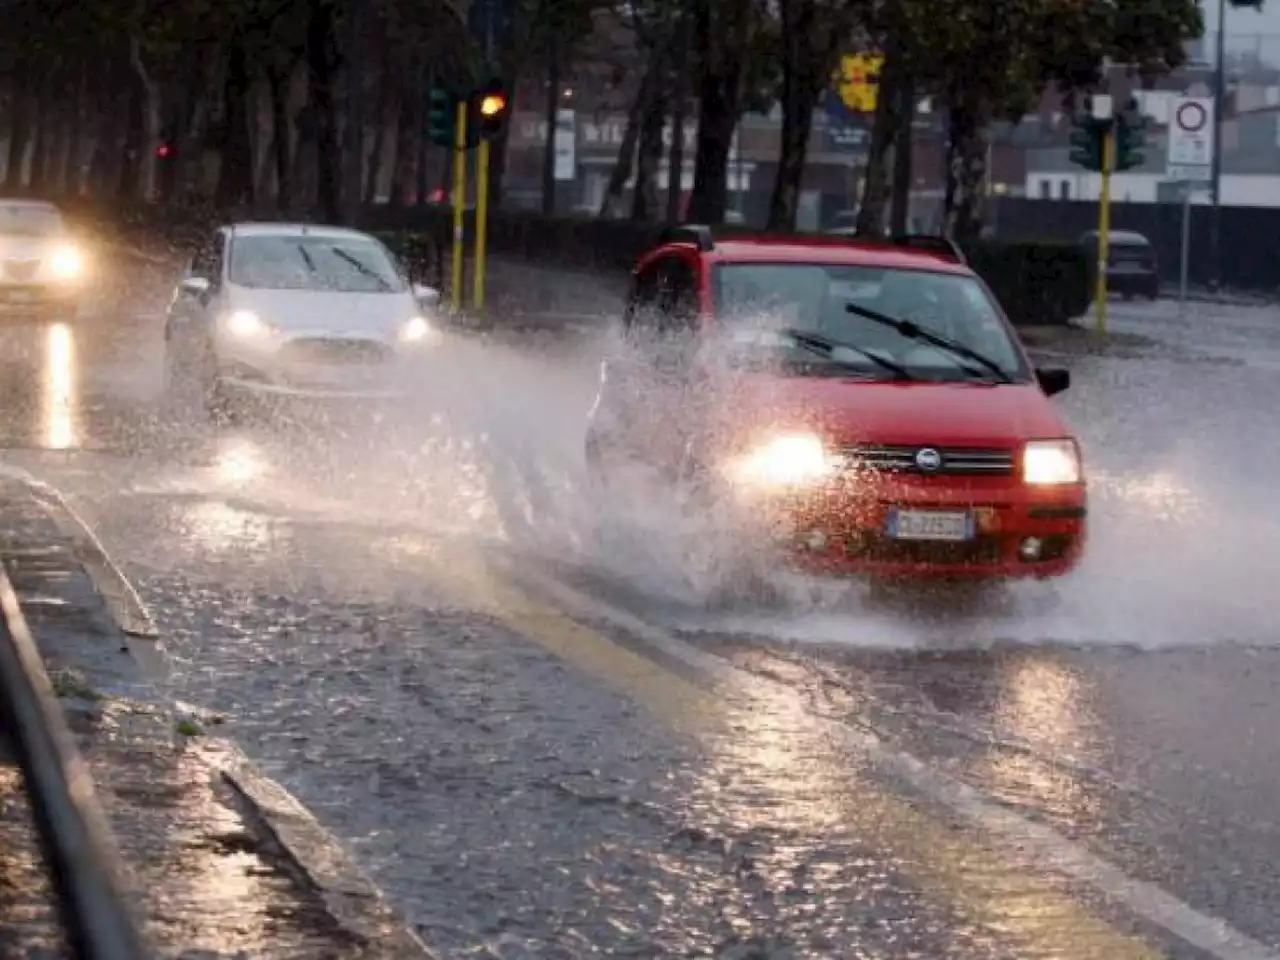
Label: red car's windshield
xmin=710 ymin=262 xmax=1030 ymax=383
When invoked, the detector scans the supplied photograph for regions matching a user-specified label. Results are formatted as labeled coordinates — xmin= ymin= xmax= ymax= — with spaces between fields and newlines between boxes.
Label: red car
xmin=585 ymin=226 xmax=1086 ymax=581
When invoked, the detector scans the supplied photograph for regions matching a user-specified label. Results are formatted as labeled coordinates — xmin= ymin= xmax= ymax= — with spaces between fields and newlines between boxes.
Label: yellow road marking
xmin=416 ymin=543 xmax=1164 ymax=959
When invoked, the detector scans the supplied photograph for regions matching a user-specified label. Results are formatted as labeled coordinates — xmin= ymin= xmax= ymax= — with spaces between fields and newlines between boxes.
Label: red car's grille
xmin=841 ymin=444 xmax=1014 ymax=476
xmin=846 ymin=531 xmax=1004 ymax=565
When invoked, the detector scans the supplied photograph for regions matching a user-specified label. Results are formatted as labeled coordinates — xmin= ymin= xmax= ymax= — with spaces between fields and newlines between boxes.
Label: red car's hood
xmin=710 ymin=374 xmax=1071 ymax=445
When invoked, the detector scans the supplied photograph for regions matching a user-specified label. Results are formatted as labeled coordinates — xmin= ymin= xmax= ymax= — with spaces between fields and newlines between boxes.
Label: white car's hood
xmin=227 ymin=285 xmax=419 ymax=340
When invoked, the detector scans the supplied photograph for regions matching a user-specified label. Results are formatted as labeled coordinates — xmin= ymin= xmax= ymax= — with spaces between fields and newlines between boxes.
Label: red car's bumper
xmin=747 ymin=479 xmax=1086 ymax=581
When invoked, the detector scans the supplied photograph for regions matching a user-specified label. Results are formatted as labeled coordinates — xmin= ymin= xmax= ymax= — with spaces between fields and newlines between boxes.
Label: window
xmin=1039 ymin=180 xmax=1052 ymax=199
xmin=657 ymin=257 xmax=700 ymax=332
xmin=625 ymin=255 xmax=700 ymax=339
xmin=227 ymin=234 xmax=406 ymax=292
xmin=710 ymin=261 xmax=1030 ymax=383
xmin=1059 ymin=179 xmax=1071 ymax=199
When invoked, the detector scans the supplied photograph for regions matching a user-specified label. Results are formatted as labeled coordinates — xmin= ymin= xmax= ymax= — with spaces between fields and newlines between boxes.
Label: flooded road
xmin=1 ymin=292 xmax=1278 ymax=958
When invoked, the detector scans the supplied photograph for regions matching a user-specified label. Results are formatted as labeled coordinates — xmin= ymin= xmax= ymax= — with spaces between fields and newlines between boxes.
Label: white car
xmin=163 ymin=222 xmax=441 ymax=415
xmin=0 ymin=199 xmax=86 ymax=323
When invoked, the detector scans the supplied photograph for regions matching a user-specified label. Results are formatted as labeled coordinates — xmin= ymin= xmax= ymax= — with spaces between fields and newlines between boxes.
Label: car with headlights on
xmin=585 ymin=226 xmax=1086 ymax=581
xmin=163 ymin=222 xmax=441 ymax=417
xmin=0 ymin=199 xmax=87 ymax=323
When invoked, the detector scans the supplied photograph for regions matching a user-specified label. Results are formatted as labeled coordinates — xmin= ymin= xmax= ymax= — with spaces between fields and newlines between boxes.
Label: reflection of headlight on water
xmin=49 ymin=245 xmax=83 ymax=280
xmin=720 ymin=433 xmax=841 ymax=487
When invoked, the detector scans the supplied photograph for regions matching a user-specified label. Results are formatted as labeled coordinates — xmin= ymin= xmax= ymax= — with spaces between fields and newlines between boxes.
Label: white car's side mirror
xmin=180 ymin=276 xmax=211 ymax=296
xmin=413 ymin=283 xmax=441 ymax=307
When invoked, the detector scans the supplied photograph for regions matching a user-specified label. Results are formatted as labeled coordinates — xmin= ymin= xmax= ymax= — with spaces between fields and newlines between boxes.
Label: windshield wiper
xmin=781 ymin=327 xmax=915 ymax=380
xmin=295 ymin=244 xmax=318 ymax=274
xmin=332 ymin=248 xmax=392 ymax=290
xmin=845 ymin=302 xmax=1013 ymax=383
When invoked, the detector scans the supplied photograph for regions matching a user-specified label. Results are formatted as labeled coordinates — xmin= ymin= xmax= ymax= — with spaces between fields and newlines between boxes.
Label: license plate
xmin=887 ymin=508 xmax=972 ymax=541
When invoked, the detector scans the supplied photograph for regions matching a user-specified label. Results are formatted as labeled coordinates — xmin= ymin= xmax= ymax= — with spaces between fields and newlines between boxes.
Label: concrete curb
xmin=217 ymin=743 xmax=437 ymax=957
xmin=0 ymin=464 xmax=159 ymax=641
xmin=0 ymin=462 xmax=436 ymax=957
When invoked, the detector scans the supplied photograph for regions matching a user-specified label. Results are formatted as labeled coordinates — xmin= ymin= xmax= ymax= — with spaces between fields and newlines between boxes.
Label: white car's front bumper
xmin=216 ymin=332 xmax=428 ymax=400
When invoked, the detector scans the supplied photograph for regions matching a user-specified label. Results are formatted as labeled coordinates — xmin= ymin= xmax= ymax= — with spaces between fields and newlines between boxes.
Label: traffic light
xmin=1114 ymin=109 xmax=1147 ymax=172
xmin=426 ymin=84 xmax=459 ymax=147
xmin=473 ymin=79 xmax=509 ymax=140
xmin=155 ymin=142 xmax=172 ymax=159
xmin=1068 ymin=115 xmax=1105 ymax=172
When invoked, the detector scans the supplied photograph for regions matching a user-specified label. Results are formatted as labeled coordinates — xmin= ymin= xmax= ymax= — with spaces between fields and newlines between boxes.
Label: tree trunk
xmin=26 ymin=95 xmax=46 ymax=191
xmin=117 ymin=79 xmax=145 ymax=202
xmin=685 ymin=0 xmax=746 ymax=225
xmin=942 ymin=97 xmax=988 ymax=241
xmin=129 ymin=35 xmax=161 ymax=202
xmin=599 ymin=63 xmax=655 ymax=217
xmin=364 ymin=62 xmax=392 ymax=203
xmin=267 ymin=63 xmax=293 ymax=211
xmin=888 ymin=75 xmax=915 ymax=235
xmin=4 ymin=77 xmax=31 ymax=190
xmin=341 ymin=0 xmax=366 ymax=220
xmin=766 ymin=34 xmax=821 ymax=233
xmin=63 ymin=68 xmax=87 ymax=195
xmin=665 ymin=19 xmax=690 ymax=223
xmin=388 ymin=66 xmax=415 ymax=206
xmin=541 ymin=48 xmax=561 ymax=215
xmin=631 ymin=89 xmax=666 ymax=221
xmin=854 ymin=49 xmax=905 ymax=237
xmin=216 ymin=37 xmax=255 ymax=210
xmin=308 ymin=0 xmax=341 ymax=222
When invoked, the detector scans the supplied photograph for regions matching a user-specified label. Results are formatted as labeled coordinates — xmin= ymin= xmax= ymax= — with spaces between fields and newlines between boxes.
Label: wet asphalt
xmin=1 ymin=279 xmax=1279 ymax=957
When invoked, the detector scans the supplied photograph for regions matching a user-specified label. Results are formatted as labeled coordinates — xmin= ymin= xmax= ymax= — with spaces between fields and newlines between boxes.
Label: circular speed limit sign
xmin=1175 ymin=101 xmax=1208 ymax=133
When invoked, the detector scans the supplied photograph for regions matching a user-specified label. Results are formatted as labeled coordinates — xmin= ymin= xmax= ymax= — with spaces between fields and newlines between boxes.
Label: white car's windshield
xmin=0 ymin=203 xmax=64 ymax=237
xmin=710 ymin=262 xmax=1028 ymax=382
xmin=229 ymin=235 xmax=406 ymax=293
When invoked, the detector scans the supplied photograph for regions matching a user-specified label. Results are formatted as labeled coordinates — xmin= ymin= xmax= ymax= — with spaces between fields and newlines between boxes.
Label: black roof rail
xmin=889 ymin=233 xmax=966 ymax=263
xmin=658 ymin=223 xmax=714 ymax=252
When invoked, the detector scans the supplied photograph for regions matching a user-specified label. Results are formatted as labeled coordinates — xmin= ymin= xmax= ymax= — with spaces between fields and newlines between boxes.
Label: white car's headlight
xmin=225 ymin=310 xmax=271 ymax=338
xmin=398 ymin=315 xmax=438 ymax=344
xmin=49 ymin=244 xmax=83 ymax=280
xmin=1022 ymin=439 xmax=1082 ymax=485
xmin=720 ymin=433 xmax=840 ymax=487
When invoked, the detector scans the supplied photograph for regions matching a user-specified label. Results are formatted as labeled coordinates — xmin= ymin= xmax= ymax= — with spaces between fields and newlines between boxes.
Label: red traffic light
xmin=479 ymin=93 xmax=507 ymax=117
xmin=156 ymin=143 xmax=172 ymax=158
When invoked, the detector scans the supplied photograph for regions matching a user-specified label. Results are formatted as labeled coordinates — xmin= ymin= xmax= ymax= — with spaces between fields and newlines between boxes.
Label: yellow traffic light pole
xmin=1094 ymin=125 xmax=1115 ymax=334
xmin=473 ymin=138 xmax=490 ymax=311
xmin=450 ymin=100 xmax=468 ymax=313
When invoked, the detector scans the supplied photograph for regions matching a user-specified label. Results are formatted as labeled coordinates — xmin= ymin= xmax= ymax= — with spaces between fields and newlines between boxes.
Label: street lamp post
xmin=1209 ymin=0 xmax=1227 ymax=290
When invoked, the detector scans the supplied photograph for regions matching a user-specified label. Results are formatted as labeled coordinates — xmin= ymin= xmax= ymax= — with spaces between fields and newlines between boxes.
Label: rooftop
xmin=656 ymin=234 xmax=971 ymax=274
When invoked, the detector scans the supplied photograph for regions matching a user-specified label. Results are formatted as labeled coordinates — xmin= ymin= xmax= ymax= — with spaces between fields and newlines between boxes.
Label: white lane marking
xmin=497 ymin=557 xmax=1280 ymax=960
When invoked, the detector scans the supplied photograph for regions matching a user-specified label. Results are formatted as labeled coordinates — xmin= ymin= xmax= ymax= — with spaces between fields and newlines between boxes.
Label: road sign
xmin=1167 ymin=96 xmax=1214 ymax=182
xmin=829 ymin=52 xmax=882 ymax=115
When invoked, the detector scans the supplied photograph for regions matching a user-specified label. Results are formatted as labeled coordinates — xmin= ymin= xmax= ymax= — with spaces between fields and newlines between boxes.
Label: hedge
xmin=367 ymin=206 xmax=1090 ymax=328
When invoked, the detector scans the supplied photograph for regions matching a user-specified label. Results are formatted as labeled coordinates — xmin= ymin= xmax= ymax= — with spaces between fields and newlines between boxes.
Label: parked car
xmin=1079 ymin=229 xmax=1159 ymax=300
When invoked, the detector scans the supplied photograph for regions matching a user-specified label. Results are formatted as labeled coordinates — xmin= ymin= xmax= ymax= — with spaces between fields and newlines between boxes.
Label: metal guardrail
xmin=0 ymin=566 xmax=149 ymax=959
